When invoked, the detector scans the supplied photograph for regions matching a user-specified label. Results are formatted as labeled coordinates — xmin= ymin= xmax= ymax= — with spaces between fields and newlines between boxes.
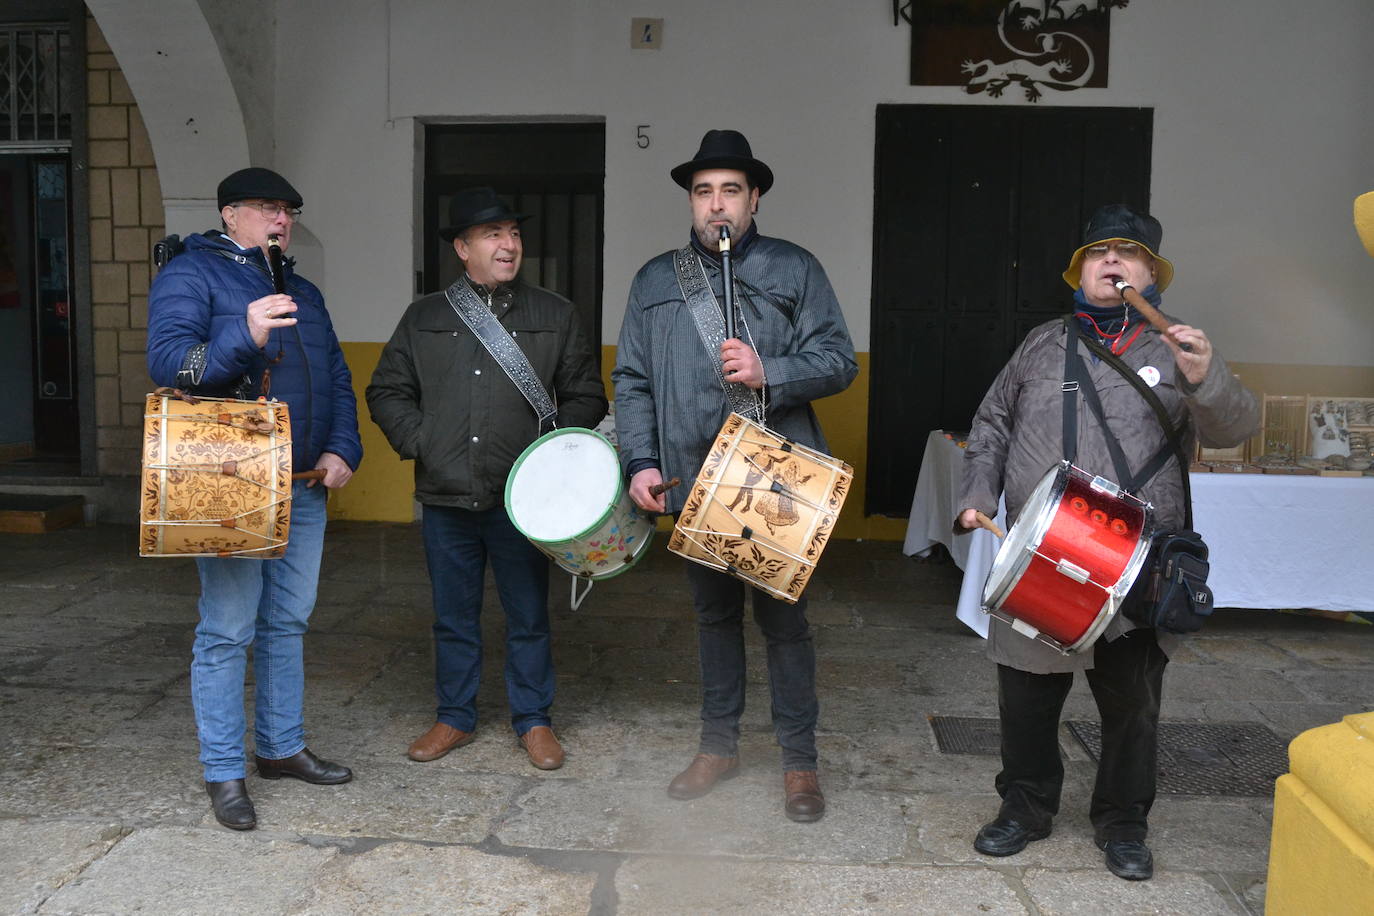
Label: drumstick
xmin=649 ymin=477 xmax=681 ymax=497
xmin=1114 ymin=281 xmax=1192 ymax=352
xmin=975 ymin=510 xmax=1005 ymax=540
xmin=292 ymin=469 xmax=328 ymax=481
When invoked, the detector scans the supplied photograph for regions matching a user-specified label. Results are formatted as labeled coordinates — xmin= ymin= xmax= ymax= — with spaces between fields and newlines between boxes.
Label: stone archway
xmin=85 ymin=0 xmax=252 ymax=235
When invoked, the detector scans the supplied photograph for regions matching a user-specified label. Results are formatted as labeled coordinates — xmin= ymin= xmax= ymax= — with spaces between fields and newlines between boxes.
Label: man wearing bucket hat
xmin=367 ymin=187 xmax=605 ymax=771
xmin=612 ymin=130 xmax=857 ymax=822
xmin=954 ymin=204 xmax=1258 ymax=879
xmin=147 ymin=167 xmax=364 ymax=831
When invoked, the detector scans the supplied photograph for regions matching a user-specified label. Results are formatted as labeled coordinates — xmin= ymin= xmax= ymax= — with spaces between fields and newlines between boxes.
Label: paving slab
xmin=615 ymin=856 xmax=1027 ymax=915
xmin=37 ymin=826 xmax=334 ymax=916
xmin=0 ymin=747 xmax=208 ymax=825
xmin=235 ymin=764 xmax=520 ymax=845
xmin=498 ymin=780 xmax=910 ymax=864
xmin=292 ymin=842 xmax=598 ymax=915
xmin=0 ymin=686 xmax=156 ymax=747
xmin=0 ymin=819 xmax=123 ymax=915
xmin=1021 ymin=867 xmax=1242 ymax=915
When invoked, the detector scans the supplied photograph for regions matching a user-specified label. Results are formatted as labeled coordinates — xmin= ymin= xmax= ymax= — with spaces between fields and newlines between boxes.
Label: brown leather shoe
xmin=407 ymin=722 xmax=475 ymax=762
xmin=784 ymin=770 xmax=825 ymax=822
xmin=519 ymin=725 xmax=565 ymax=770
xmin=667 ymin=753 xmax=740 ymax=800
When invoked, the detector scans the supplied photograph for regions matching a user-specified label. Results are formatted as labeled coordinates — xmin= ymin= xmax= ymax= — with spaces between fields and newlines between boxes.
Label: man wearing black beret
xmin=147 ymin=166 xmax=363 ymax=831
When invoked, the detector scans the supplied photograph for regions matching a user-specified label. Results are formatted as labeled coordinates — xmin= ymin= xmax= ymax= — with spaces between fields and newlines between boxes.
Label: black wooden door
xmin=867 ymin=104 xmax=1152 ymax=517
xmin=424 ymin=123 xmax=604 ymax=360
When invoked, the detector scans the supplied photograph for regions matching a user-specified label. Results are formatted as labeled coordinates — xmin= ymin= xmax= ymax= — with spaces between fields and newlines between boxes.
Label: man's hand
xmin=957 ymin=508 xmax=980 ymax=530
xmin=1163 ymin=323 xmax=1213 ymax=387
xmin=629 ymin=467 xmax=666 ymax=513
xmin=246 ymin=293 xmax=298 ymax=348
xmin=311 ymin=451 xmax=353 ymax=489
xmin=720 ymin=338 xmax=764 ymax=389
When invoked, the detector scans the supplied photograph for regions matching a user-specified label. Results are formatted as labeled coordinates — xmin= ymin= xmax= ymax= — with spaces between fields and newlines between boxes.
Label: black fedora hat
xmin=670 ymin=129 xmax=774 ymax=195
xmin=439 ymin=187 xmax=528 ymax=242
xmin=1062 ymin=203 xmax=1175 ymax=291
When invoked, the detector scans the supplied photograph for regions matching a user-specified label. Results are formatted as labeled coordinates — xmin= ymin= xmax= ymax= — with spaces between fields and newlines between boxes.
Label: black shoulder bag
xmin=1062 ymin=318 xmax=1214 ymax=634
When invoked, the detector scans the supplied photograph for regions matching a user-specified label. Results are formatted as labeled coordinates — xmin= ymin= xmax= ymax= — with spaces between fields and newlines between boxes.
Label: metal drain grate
xmin=928 ymin=716 xmax=1002 ymax=755
xmin=1066 ymin=720 xmax=1287 ymax=797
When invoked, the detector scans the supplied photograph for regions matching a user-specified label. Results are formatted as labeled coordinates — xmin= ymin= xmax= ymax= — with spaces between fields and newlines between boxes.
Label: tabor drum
xmin=140 ymin=391 xmax=295 ymax=558
xmin=669 ymin=413 xmax=852 ymax=604
xmin=982 ymin=460 xmax=1155 ymax=653
xmin=505 ymin=427 xmax=654 ymax=609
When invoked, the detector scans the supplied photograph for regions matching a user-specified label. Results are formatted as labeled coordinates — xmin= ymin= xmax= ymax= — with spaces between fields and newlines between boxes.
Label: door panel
xmin=867 ymin=105 xmax=1152 ymax=517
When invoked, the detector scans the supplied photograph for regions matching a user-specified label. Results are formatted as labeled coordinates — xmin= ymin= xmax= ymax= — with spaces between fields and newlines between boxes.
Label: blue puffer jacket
xmin=147 ymin=231 xmax=363 ymax=472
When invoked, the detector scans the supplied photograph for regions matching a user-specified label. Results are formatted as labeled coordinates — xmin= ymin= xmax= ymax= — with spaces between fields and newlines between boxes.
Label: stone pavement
xmin=2 ymin=521 xmax=1372 ymax=914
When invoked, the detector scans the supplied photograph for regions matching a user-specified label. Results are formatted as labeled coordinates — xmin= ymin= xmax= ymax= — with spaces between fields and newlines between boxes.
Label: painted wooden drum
xmin=669 ymin=413 xmax=853 ymax=604
xmin=505 ymin=427 xmax=654 ymax=608
xmin=140 ymin=392 xmax=294 ymax=558
xmin=982 ymin=460 xmax=1155 ymax=653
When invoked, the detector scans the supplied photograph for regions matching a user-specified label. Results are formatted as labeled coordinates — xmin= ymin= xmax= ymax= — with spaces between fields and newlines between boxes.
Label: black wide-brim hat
xmin=670 ymin=129 xmax=774 ymax=195
xmin=439 ymin=187 xmax=528 ymax=242
xmin=217 ymin=167 xmax=303 ymax=210
xmin=1063 ymin=203 xmax=1175 ymax=291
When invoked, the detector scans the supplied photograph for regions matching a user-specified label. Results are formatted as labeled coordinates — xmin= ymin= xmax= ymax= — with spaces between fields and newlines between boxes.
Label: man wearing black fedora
xmin=367 ymin=187 xmax=606 ymax=771
xmin=955 ymin=204 xmax=1257 ymax=879
xmin=613 ymin=130 xmax=857 ymax=821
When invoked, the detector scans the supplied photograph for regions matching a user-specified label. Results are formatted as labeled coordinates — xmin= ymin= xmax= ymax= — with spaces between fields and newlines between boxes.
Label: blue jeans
xmin=421 ymin=504 xmax=553 ymax=735
xmin=191 ymin=482 xmax=327 ymax=782
xmin=685 ymin=562 xmax=819 ymax=771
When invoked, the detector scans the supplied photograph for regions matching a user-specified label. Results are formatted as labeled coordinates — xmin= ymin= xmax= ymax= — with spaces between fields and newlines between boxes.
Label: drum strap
xmin=444 ymin=279 xmax=557 ymax=434
xmin=673 ymin=246 xmax=764 ymax=423
xmin=1061 ymin=319 xmax=1194 ymax=526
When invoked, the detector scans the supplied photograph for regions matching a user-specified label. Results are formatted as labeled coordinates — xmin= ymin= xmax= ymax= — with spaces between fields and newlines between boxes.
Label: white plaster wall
xmin=273 ymin=0 xmax=1374 ymax=366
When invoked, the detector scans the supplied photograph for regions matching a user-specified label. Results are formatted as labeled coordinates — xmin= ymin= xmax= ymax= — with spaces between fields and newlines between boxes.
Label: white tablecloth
xmin=904 ymin=430 xmax=1374 ymax=637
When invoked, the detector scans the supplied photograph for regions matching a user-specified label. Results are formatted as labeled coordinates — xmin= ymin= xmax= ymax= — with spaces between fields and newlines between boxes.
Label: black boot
xmin=206 ymin=778 xmax=256 ymax=830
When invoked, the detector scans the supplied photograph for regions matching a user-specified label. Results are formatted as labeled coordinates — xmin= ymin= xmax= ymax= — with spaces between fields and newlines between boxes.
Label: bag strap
xmin=1062 ymin=316 xmax=1195 ymax=528
xmin=444 ymin=279 xmax=557 ymax=435
xmin=1061 ymin=329 xmax=1135 ymax=488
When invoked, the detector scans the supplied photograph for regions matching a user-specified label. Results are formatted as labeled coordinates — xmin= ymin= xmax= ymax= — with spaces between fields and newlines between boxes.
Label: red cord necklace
xmin=1075 ymin=312 xmax=1146 ymax=355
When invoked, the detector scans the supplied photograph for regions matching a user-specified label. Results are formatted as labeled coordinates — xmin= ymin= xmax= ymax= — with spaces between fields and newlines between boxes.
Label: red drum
xmin=982 ymin=461 xmax=1154 ymax=654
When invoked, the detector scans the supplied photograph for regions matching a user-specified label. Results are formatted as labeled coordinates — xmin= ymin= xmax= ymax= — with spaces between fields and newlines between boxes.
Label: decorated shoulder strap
xmin=444 ymin=280 xmax=557 ymax=433
xmin=673 ymin=246 xmax=763 ymax=422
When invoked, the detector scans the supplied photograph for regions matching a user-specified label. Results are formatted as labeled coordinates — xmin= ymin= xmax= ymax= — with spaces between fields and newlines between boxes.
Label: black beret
xmin=217 ymin=167 xmax=303 ymax=210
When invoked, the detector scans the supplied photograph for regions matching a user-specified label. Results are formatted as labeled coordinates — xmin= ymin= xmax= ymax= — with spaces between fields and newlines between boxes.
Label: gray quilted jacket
xmin=959 ymin=316 xmax=1259 ymax=673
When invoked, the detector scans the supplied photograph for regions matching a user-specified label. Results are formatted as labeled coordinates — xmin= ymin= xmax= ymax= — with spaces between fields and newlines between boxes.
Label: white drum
xmin=505 ymin=427 xmax=654 ymax=609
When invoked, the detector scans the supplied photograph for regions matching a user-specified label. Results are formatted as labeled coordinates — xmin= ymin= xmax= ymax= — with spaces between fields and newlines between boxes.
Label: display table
xmin=904 ymin=430 xmax=1374 ymax=637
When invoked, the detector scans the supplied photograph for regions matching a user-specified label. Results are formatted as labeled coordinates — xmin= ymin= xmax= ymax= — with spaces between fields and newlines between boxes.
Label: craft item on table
xmin=1308 ymin=399 xmax=1351 ymax=460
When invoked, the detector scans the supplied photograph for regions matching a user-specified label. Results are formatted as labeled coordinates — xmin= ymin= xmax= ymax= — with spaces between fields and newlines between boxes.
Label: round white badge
xmin=1138 ymin=365 xmax=1161 ymax=388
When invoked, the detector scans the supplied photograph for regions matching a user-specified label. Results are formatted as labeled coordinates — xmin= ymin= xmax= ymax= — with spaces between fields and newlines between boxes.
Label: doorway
xmin=423 ymin=122 xmax=605 ymax=356
xmin=866 ymin=104 xmax=1153 ymax=516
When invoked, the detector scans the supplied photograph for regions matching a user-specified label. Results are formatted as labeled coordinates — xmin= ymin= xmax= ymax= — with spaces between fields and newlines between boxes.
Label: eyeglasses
xmin=1083 ymin=241 xmax=1148 ymax=261
xmin=234 ymin=201 xmax=302 ymax=220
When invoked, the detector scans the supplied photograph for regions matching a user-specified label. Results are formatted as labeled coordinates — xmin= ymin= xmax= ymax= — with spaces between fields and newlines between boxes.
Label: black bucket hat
xmin=1063 ymin=203 xmax=1174 ymax=291
xmin=670 ymin=129 xmax=774 ymax=195
xmin=440 ymin=187 xmax=528 ymax=242
xmin=217 ymin=167 xmax=303 ymax=210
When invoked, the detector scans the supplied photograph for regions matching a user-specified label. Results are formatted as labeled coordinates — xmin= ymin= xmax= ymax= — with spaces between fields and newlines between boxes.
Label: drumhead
xmin=982 ymin=462 xmax=1067 ymax=610
xmin=506 ymin=428 xmax=622 ymax=542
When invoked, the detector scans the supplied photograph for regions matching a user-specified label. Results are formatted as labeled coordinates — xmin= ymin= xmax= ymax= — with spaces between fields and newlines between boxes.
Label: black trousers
xmin=684 ymin=561 xmax=819 ymax=771
xmin=994 ymin=628 xmax=1168 ymax=843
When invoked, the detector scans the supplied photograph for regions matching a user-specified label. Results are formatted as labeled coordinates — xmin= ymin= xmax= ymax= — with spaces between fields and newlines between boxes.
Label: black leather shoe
xmin=254 ymin=747 xmax=352 ymax=785
xmin=1098 ymin=839 xmax=1154 ymax=880
xmin=973 ymin=817 xmax=1051 ymax=856
xmin=206 ymin=779 xmax=256 ymax=830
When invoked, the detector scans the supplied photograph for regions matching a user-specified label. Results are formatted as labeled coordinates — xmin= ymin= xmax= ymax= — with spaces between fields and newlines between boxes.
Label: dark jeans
xmin=421 ymin=504 xmax=552 ymax=736
xmin=995 ymin=628 xmax=1167 ymax=843
xmin=684 ymin=561 xmax=819 ymax=771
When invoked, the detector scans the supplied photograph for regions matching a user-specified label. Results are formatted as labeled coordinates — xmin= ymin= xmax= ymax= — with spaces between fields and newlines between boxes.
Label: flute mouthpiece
xmin=1113 ymin=279 xmax=1131 ymax=291
xmin=268 ymin=234 xmax=281 ymax=246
